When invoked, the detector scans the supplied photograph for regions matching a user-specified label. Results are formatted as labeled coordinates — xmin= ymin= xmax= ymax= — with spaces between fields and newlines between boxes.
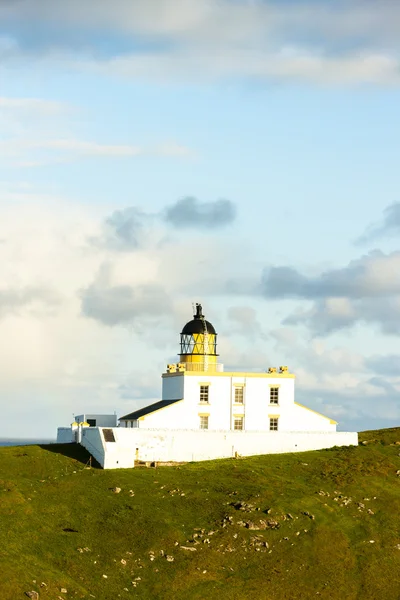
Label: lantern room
xmin=179 ymin=303 xmax=218 ymax=371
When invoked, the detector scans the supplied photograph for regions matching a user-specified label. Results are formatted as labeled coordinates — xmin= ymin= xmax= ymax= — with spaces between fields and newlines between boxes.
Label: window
xmin=200 ymin=415 xmax=209 ymax=430
xmin=234 ymin=387 xmax=244 ymax=404
xmin=270 ymin=387 xmax=279 ymax=404
xmin=103 ymin=429 xmax=116 ymax=442
xmin=200 ymin=385 xmax=209 ymax=403
xmin=87 ymin=419 xmax=96 ymax=427
xmin=269 ymin=417 xmax=279 ymax=431
xmin=234 ymin=417 xmax=244 ymax=430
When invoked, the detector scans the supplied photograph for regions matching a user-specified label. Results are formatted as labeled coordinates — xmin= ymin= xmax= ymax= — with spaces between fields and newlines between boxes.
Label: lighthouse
xmin=58 ymin=303 xmax=358 ymax=468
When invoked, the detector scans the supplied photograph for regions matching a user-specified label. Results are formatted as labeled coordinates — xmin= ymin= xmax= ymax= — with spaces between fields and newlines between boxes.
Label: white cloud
xmin=0 ymin=96 xmax=193 ymax=167
xmin=0 ymin=96 xmax=68 ymax=114
xmin=3 ymin=1 xmax=400 ymax=85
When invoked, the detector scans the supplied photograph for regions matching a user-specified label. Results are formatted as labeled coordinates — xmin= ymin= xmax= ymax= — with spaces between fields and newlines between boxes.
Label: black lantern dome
xmin=180 ymin=303 xmax=218 ymax=356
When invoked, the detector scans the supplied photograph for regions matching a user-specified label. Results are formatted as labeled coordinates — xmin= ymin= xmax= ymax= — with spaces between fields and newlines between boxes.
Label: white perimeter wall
xmin=79 ymin=427 xmax=358 ymax=469
xmin=57 ymin=427 xmax=75 ymax=443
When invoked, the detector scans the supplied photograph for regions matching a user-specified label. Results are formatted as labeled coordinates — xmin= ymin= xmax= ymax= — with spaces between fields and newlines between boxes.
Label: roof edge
xmin=294 ymin=401 xmax=338 ymax=425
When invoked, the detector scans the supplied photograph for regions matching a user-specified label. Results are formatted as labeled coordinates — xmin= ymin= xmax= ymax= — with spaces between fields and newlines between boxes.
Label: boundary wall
xmin=79 ymin=427 xmax=358 ymax=469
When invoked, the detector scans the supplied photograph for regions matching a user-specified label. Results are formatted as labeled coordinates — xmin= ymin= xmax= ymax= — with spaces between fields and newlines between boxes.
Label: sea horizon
xmin=0 ymin=438 xmax=56 ymax=447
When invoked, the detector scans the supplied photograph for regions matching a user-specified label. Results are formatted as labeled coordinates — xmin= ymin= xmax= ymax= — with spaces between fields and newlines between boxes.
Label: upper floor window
xmin=199 ymin=385 xmax=209 ymax=403
xmin=234 ymin=386 xmax=244 ymax=404
xmin=270 ymin=387 xmax=279 ymax=404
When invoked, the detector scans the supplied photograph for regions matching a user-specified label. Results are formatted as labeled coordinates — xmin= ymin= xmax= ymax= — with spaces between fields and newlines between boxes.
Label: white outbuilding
xmin=57 ymin=303 xmax=358 ymax=468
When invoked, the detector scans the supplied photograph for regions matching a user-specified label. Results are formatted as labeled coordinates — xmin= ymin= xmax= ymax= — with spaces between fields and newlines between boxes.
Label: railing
xmin=183 ymin=362 xmax=224 ymax=373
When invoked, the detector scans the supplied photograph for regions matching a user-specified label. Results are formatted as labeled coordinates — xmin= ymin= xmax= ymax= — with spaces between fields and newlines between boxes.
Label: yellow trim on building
xmin=294 ymin=402 xmax=338 ymax=424
xmin=268 ymin=414 xmax=280 ymax=418
xmin=198 ymin=412 xmax=210 ymax=417
xmin=269 ymin=383 xmax=281 ymax=388
xmin=198 ymin=382 xmax=211 ymax=386
xmin=233 ymin=383 xmax=245 ymax=387
xmin=163 ymin=371 xmax=295 ymax=379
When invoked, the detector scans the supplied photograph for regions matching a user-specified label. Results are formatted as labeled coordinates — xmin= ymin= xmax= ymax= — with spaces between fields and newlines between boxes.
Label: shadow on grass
xmin=39 ymin=443 xmax=102 ymax=469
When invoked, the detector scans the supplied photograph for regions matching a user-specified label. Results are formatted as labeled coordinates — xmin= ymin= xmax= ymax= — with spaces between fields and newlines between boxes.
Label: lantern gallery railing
xmin=166 ymin=362 xmax=224 ymax=373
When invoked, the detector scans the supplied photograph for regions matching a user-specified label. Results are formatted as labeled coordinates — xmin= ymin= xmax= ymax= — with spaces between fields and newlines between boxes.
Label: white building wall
xmin=139 ymin=400 xmax=185 ymax=428
xmin=75 ymin=414 xmax=117 ymax=427
xmin=162 ymin=375 xmax=184 ymax=400
xmin=288 ymin=403 xmax=336 ymax=432
xmin=157 ymin=373 xmax=305 ymax=433
xmin=80 ymin=427 xmax=358 ymax=468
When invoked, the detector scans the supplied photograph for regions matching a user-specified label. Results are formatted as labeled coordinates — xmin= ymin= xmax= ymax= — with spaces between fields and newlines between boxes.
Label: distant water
xmin=0 ymin=439 xmax=55 ymax=447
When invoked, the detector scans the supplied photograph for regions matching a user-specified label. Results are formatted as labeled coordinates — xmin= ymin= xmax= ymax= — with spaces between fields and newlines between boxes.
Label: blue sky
xmin=1 ymin=0 xmax=400 ymax=437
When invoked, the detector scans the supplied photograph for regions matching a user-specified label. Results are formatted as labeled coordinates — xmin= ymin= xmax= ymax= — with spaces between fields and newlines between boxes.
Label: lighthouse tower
xmin=179 ymin=303 xmax=219 ymax=372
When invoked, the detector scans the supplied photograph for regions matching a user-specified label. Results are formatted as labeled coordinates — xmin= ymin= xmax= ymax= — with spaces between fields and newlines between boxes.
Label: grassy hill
xmin=1 ymin=429 xmax=400 ymax=600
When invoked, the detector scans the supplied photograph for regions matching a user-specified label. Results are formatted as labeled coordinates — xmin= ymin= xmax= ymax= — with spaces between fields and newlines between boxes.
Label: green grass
xmin=1 ymin=429 xmax=400 ymax=599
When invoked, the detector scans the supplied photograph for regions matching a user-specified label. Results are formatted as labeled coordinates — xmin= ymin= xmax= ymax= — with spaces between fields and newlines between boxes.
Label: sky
xmin=1 ymin=0 xmax=400 ymax=438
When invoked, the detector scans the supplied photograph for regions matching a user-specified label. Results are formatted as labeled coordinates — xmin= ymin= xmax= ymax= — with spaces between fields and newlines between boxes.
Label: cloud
xmin=93 ymin=207 xmax=148 ymax=252
xmin=3 ymin=1 xmax=400 ymax=85
xmin=80 ymin=263 xmax=172 ymax=327
xmin=227 ymin=305 xmax=267 ymax=339
xmin=164 ymin=197 xmax=236 ymax=229
xmin=0 ymin=96 xmax=193 ymax=167
xmin=260 ymin=251 xmax=400 ymax=335
xmin=284 ymin=296 xmax=400 ymax=336
xmin=0 ymin=96 xmax=68 ymax=114
xmin=365 ymin=354 xmax=400 ymax=376
xmin=261 ymin=251 xmax=400 ymax=300
xmin=0 ymin=137 xmax=193 ymax=168
xmin=357 ymin=202 xmax=400 ymax=244
xmin=0 ymin=286 xmax=61 ymax=318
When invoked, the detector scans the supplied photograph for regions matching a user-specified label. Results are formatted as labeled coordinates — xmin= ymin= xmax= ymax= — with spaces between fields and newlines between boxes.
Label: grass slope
xmin=1 ymin=429 xmax=400 ymax=600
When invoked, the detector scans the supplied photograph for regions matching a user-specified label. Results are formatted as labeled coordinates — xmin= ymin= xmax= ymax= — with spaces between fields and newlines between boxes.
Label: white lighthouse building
xmin=57 ymin=303 xmax=358 ymax=468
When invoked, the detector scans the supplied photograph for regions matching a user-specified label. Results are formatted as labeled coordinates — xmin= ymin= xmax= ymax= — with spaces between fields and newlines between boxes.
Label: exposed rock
xmin=266 ymin=519 xmax=280 ymax=529
xmin=246 ymin=520 xmax=270 ymax=530
xmin=302 ymin=511 xmax=315 ymax=520
xmin=25 ymin=593 xmax=39 ymax=599
xmin=121 ymin=559 xmax=127 ymax=565
xmin=111 ymin=487 xmax=121 ymax=494
xmin=232 ymin=501 xmax=255 ymax=512
xmin=60 ymin=588 xmax=67 ymax=594
xmin=166 ymin=555 xmax=175 ymax=562
xmin=180 ymin=546 xmax=197 ymax=551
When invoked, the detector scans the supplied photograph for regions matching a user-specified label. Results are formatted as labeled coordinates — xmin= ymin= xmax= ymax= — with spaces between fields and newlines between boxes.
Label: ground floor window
xmin=200 ymin=415 xmax=209 ymax=430
xmin=269 ymin=417 xmax=279 ymax=431
xmin=234 ymin=417 xmax=244 ymax=430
